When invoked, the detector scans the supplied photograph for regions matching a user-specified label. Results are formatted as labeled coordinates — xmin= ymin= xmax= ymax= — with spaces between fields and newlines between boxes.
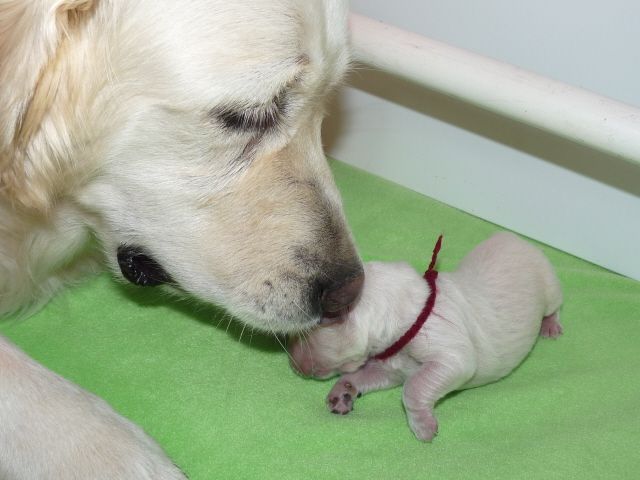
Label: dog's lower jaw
xmin=232 ymin=304 xmax=322 ymax=335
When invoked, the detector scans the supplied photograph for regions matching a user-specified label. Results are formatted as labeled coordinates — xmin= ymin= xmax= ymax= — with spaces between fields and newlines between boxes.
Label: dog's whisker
xmin=300 ymin=330 xmax=316 ymax=373
xmin=290 ymin=298 xmax=314 ymax=322
xmin=215 ymin=313 xmax=227 ymax=329
xmin=238 ymin=323 xmax=247 ymax=343
xmin=266 ymin=318 xmax=301 ymax=372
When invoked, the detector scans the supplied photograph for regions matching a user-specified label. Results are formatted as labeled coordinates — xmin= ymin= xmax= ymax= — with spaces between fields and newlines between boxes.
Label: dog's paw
xmin=407 ymin=409 xmax=438 ymax=442
xmin=327 ymin=380 xmax=359 ymax=415
xmin=540 ymin=312 xmax=563 ymax=338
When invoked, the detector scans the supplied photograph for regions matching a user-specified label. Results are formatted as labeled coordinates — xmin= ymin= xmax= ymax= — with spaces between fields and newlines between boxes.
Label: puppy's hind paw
xmin=407 ymin=409 xmax=438 ymax=442
xmin=327 ymin=380 xmax=359 ymax=415
xmin=540 ymin=312 xmax=563 ymax=338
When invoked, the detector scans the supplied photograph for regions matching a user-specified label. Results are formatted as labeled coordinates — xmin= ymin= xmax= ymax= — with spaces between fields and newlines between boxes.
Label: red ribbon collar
xmin=372 ymin=235 xmax=443 ymax=361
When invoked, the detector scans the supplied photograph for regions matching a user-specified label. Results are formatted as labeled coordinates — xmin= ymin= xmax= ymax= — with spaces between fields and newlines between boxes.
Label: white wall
xmin=325 ymin=0 xmax=640 ymax=279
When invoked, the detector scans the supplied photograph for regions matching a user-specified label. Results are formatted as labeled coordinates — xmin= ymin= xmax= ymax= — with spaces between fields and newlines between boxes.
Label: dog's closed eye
xmin=213 ymin=89 xmax=288 ymax=133
xmin=218 ymin=104 xmax=278 ymax=132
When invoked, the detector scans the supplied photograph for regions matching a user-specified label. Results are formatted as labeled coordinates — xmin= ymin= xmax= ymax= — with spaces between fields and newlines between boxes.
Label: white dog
xmin=289 ymin=232 xmax=563 ymax=441
xmin=0 ymin=1 xmax=359 ymax=477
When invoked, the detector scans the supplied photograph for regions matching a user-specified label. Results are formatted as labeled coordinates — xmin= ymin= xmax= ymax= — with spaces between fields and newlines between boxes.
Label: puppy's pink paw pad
xmin=327 ymin=381 xmax=358 ymax=415
xmin=540 ymin=313 xmax=563 ymax=338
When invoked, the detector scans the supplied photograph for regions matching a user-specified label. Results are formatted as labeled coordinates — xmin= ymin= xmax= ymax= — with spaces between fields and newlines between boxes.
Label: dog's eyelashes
xmin=218 ymin=104 xmax=279 ymax=132
xmin=214 ymin=90 xmax=287 ymax=133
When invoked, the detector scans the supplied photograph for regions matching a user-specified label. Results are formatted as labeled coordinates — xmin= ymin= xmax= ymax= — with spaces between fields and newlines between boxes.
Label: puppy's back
xmin=445 ymin=232 xmax=562 ymax=386
xmin=454 ymin=232 xmax=562 ymax=316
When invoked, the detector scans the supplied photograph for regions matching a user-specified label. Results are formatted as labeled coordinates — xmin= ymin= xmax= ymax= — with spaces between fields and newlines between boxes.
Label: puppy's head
xmin=288 ymin=316 xmax=369 ymax=379
xmin=0 ymin=0 xmax=362 ymax=332
xmin=288 ymin=264 xmax=379 ymax=378
xmin=288 ymin=261 xmax=428 ymax=377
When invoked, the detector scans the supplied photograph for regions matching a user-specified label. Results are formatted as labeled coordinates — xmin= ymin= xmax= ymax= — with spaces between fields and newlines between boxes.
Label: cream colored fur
xmin=1 ymin=0 xmax=355 ymax=332
xmin=290 ymin=232 xmax=563 ymax=440
xmin=0 ymin=336 xmax=186 ymax=479
xmin=1 ymin=0 xmax=352 ymax=476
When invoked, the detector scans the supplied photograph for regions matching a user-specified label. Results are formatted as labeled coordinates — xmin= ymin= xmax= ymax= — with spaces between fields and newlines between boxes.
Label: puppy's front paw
xmin=407 ymin=409 xmax=438 ymax=442
xmin=327 ymin=380 xmax=359 ymax=415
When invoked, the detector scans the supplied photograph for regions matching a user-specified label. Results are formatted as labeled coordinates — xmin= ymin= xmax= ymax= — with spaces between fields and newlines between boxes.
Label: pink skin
xmin=288 ymin=322 xmax=365 ymax=379
xmin=288 ymin=340 xmax=314 ymax=376
xmin=326 ymin=361 xmax=403 ymax=414
xmin=291 ymin=309 xmax=565 ymax=442
xmin=325 ymin=358 xmax=473 ymax=441
xmin=401 ymin=359 xmax=473 ymax=441
xmin=540 ymin=312 xmax=563 ymax=338
xmin=288 ymin=339 xmax=335 ymax=378
xmin=322 ymin=354 xmax=478 ymax=441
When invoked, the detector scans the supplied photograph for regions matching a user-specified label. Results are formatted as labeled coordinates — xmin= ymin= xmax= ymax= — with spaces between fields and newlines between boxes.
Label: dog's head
xmin=0 ymin=0 xmax=362 ymax=332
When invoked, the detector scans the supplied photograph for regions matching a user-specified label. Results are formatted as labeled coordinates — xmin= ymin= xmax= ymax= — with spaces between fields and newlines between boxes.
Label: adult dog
xmin=0 ymin=0 xmax=362 ymax=477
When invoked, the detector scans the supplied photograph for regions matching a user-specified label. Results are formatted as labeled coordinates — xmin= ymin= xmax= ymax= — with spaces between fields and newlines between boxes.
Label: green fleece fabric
xmin=2 ymin=160 xmax=639 ymax=479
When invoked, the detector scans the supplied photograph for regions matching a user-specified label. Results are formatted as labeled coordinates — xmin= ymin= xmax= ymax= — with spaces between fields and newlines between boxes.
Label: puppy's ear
xmin=0 ymin=0 xmax=95 ymax=211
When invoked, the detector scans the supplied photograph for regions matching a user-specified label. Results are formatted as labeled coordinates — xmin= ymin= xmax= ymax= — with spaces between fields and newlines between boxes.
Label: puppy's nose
xmin=320 ymin=273 xmax=364 ymax=318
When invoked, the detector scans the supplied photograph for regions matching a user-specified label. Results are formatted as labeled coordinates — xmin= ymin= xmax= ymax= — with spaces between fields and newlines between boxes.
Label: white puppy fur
xmin=289 ymin=232 xmax=563 ymax=441
xmin=1 ymin=0 xmax=354 ymax=476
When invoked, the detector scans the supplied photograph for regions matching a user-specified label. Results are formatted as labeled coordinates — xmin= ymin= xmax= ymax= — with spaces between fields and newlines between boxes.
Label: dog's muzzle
xmin=117 ymin=245 xmax=173 ymax=286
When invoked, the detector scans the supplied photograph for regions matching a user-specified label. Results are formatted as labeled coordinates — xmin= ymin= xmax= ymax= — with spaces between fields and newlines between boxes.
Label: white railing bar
xmin=349 ymin=14 xmax=640 ymax=165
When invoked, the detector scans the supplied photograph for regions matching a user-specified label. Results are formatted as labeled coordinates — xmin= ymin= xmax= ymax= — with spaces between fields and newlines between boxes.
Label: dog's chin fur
xmin=0 ymin=0 xmax=360 ymax=332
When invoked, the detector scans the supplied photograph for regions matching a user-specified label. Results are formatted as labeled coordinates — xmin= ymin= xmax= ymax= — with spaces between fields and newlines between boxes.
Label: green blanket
xmin=2 ymin=160 xmax=639 ymax=479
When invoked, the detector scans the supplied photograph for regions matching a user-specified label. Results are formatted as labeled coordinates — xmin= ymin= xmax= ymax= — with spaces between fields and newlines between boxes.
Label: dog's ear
xmin=0 ymin=0 xmax=95 ymax=211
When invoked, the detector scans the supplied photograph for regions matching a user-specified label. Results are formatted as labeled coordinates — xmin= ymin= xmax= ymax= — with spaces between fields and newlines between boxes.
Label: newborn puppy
xmin=289 ymin=232 xmax=563 ymax=441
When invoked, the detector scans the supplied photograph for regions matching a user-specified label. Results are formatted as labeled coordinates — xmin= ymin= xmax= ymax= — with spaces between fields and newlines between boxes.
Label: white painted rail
xmin=349 ymin=13 xmax=640 ymax=165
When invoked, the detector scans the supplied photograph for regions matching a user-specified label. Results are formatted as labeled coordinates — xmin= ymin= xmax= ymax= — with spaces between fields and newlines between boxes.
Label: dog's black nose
xmin=319 ymin=272 xmax=364 ymax=319
xmin=117 ymin=245 xmax=172 ymax=287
